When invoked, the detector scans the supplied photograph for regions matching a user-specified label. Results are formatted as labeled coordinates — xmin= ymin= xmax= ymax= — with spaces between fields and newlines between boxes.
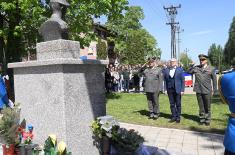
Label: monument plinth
xmin=36 ymin=39 xmax=80 ymax=60
xmin=8 ymin=39 xmax=108 ymax=154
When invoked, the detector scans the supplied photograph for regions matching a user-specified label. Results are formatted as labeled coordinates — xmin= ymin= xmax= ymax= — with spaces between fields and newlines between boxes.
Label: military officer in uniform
xmin=141 ymin=58 xmax=163 ymax=119
xmin=188 ymin=54 xmax=217 ymax=125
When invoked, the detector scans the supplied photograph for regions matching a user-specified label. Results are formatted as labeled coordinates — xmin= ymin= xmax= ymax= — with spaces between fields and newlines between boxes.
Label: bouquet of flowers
xmin=44 ymin=134 xmax=72 ymax=155
xmin=91 ymin=115 xmax=120 ymax=139
xmin=111 ymin=128 xmax=145 ymax=155
xmin=15 ymin=119 xmax=34 ymax=145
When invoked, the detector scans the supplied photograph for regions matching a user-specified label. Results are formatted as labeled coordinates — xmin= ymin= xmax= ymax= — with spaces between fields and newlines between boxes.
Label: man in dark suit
xmin=188 ymin=54 xmax=217 ymax=126
xmin=164 ymin=58 xmax=185 ymax=123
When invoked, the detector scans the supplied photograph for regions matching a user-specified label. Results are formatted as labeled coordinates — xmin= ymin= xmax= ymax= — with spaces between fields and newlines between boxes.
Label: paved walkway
xmin=120 ymin=122 xmax=224 ymax=155
xmin=0 ymin=123 xmax=224 ymax=155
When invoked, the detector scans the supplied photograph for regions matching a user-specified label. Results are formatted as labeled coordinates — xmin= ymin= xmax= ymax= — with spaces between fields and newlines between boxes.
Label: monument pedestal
xmin=8 ymin=40 xmax=108 ymax=155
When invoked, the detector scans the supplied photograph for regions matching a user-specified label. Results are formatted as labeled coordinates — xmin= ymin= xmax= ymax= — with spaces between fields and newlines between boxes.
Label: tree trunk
xmin=6 ymin=0 xmax=22 ymax=64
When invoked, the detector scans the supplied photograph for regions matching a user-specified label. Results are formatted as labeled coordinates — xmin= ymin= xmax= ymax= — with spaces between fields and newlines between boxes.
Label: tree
xmin=106 ymin=6 xmax=161 ymax=64
xmin=96 ymin=37 xmax=107 ymax=60
xmin=179 ymin=52 xmax=192 ymax=70
xmin=207 ymin=43 xmax=223 ymax=70
xmin=224 ymin=17 xmax=235 ymax=66
xmin=0 ymin=0 xmax=129 ymax=68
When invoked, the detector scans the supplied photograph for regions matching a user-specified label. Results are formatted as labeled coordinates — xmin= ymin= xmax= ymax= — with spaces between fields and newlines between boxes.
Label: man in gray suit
xmin=141 ymin=58 xmax=163 ymax=119
xmin=188 ymin=54 xmax=217 ymax=125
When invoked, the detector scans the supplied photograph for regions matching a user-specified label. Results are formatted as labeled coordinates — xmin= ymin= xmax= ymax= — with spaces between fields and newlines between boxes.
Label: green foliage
xmin=111 ymin=128 xmax=144 ymax=154
xmin=0 ymin=0 xmax=128 ymax=64
xmin=91 ymin=116 xmax=120 ymax=139
xmin=0 ymin=0 xmax=46 ymax=64
xmin=91 ymin=115 xmax=145 ymax=154
xmin=224 ymin=16 xmax=235 ymax=66
xmin=179 ymin=52 xmax=192 ymax=70
xmin=0 ymin=107 xmax=20 ymax=144
xmin=44 ymin=137 xmax=56 ymax=155
xmin=91 ymin=120 xmax=104 ymax=139
xmin=44 ymin=136 xmax=72 ymax=155
xmin=106 ymin=6 xmax=161 ymax=65
xmin=97 ymin=37 xmax=107 ymax=60
xmin=208 ymin=43 xmax=223 ymax=70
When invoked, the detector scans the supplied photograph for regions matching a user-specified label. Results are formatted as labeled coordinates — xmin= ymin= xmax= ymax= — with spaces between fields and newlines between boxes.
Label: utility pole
xmin=176 ymin=26 xmax=184 ymax=63
xmin=164 ymin=4 xmax=181 ymax=59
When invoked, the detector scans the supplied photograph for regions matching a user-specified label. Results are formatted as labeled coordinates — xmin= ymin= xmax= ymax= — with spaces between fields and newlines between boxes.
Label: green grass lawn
xmin=106 ymin=93 xmax=229 ymax=134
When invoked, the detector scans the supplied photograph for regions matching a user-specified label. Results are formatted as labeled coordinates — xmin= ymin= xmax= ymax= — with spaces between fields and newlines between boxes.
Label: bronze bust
xmin=39 ymin=0 xmax=70 ymax=41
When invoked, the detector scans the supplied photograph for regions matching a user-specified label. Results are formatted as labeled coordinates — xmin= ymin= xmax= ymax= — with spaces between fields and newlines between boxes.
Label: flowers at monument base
xmin=48 ymin=134 xmax=57 ymax=146
xmin=58 ymin=141 xmax=66 ymax=154
xmin=15 ymin=121 xmax=34 ymax=145
xmin=91 ymin=115 xmax=120 ymax=139
xmin=44 ymin=135 xmax=72 ymax=155
xmin=112 ymin=128 xmax=145 ymax=154
xmin=91 ymin=115 xmax=145 ymax=155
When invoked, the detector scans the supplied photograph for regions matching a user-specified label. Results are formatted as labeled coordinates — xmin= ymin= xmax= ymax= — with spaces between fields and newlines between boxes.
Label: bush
xmin=0 ymin=107 xmax=20 ymax=144
xmin=91 ymin=115 xmax=120 ymax=139
xmin=112 ymin=128 xmax=145 ymax=155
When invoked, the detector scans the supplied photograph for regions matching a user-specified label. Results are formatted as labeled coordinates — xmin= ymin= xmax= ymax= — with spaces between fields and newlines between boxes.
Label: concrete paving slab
xmin=182 ymin=144 xmax=198 ymax=149
xmin=120 ymin=122 xmax=224 ymax=155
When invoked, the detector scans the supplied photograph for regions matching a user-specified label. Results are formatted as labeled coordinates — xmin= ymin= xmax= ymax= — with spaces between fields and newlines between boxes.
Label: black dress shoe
xmin=199 ymin=122 xmax=205 ymax=125
xmin=148 ymin=113 xmax=154 ymax=119
xmin=176 ymin=119 xmax=180 ymax=123
xmin=153 ymin=113 xmax=159 ymax=119
xmin=169 ymin=118 xmax=176 ymax=123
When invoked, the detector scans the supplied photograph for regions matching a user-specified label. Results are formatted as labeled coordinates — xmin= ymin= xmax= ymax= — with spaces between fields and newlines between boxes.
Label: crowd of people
xmin=105 ymin=59 xmax=166 ymax=94
xmin=105 ymin=54 xmax=218 ymax=126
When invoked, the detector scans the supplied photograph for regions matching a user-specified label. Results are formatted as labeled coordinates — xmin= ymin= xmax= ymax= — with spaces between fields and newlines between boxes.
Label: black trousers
xmin=167 ymin=88 xmax=182 ymax=120
xmin=196 ymin=93 xmax=211 ymax=123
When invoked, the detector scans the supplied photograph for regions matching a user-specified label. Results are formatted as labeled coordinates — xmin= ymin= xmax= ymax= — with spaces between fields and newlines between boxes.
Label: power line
xmin=158 ymin=0 xmax=171 ymax=22
xmin=164 ymin=4 xmax=181 ymax=59
xmin=145 ymin=0 xmax=168 ymax=24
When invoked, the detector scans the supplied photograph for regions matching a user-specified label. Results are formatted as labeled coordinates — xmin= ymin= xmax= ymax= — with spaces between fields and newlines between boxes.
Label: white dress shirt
xmin=169 ymin=67 xmax=176 ymax=78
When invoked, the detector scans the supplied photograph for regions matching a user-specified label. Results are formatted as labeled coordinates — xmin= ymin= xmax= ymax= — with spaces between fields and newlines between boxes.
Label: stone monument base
xmin=9 ymin=58 xmax=108 ymax=155
xmin=36 ymin=39 xmax=80 ymax=60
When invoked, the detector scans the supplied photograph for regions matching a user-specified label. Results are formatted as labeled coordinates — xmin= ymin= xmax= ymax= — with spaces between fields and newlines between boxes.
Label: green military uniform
xmin=143 ymin=66 xmax=163 ymax=118
xmin=188 ymin=64 xmax=217 ymax=124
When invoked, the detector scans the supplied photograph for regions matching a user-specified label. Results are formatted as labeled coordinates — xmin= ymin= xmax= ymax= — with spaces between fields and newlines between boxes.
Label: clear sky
xmin=127 ymin=0 xmax=235 ymax=63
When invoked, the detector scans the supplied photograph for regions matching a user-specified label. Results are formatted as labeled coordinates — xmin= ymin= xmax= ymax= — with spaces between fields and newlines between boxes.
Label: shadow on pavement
xmin=189 ymin=126 xmax=225 ymax=135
